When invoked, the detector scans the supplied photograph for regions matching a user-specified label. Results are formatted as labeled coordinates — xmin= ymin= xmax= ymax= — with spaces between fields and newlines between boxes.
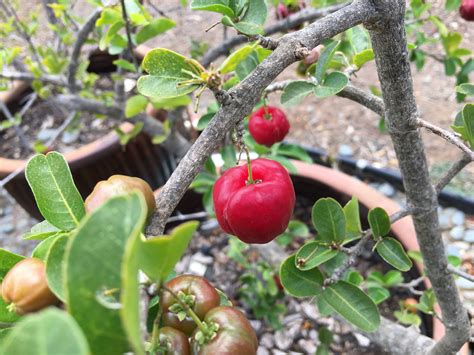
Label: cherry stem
xmin=161 ymin=286 xmax=208 ymax=334
xmin=244 ymin=147 xmax=255 ymax=184
xmin=263 ymin=105 xmax=272 ymax=120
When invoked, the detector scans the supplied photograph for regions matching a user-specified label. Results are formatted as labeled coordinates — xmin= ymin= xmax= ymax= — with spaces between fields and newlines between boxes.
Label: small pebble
xmin=379 ymin=183 xmax=396 ymax=197
xmin=261 ymin=333 xmax=275 ymax=348
xmin=37 ymin=128 xmax=56 ymax=142
xmin=452 ymin=211 xmax=466 ymax=226
xmin=450 ymin=226 xmax=465 ymax=241
xmin=464 ymin=230 xmax=474 ymax=243
xmin=438 ymin=213 xmax=451 ymax=229
xmin=272 ymin=350 xmax=287 ymax=355
xmin=301 ymin=302 xmax=319 ymax=321
xmin=0 ymin=223 xmax=15 ymax=234
xmin=61 ymin=130 xmax=80 ymax=144
xmin=257 ymin=347 xmax=270 ymax=355
xmin=191 ymin=252 xmax=213 ymax=265
xmin=274 ymin=330 xmax=293 ymax=351
xmin=187 ymin=260 xmax=206 ymax=276
xmin=338 ymin=144 xmax=353 ymax=157
xmin=297 ymin=339 xmax=317 ymax=354
xmin=353 ymin=333 xmax=371 ymax=347
xmin=249 ymin=320 xmax=262 ymax=333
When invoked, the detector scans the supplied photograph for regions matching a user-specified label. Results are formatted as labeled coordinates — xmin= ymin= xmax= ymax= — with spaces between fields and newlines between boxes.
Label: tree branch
xmin=201 ymin=3 xmax=349 ymax=67
xmin=367 ymin=1 xmax=470 ymax=353
xmin=120 ymin=0 xmax=139 ymax=71
xmin=67 ymin=9 xmax=101 ymax=93
xmin=435 ymin=154 xmax=472 ymax=194
xmin=448 ymin=265 xmax=474 ymax=283
xmin=145 ymin=1 xmax=378 ymax=235
xmin=0 ymin=70 xmax=67 ymax=86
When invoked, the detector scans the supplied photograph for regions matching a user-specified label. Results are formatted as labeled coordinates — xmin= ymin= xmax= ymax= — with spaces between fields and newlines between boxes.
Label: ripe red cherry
xmin=213 ymin=158 xmax=295 ymax=244
xmin=248 ymin=106 xmax=290 ymax=147
xmin=276 ymin=3 xmax=289 ymax=19
xmin=460 ymin=0 xmax=474 ymax=21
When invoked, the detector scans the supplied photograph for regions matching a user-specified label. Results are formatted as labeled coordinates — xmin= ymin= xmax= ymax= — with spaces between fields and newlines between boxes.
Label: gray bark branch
xmin=201 ymin=3 xmax=349 ymax=67
xmin=367 ymin=1 xmax=470 ymax=353
xmin=145 ymin=0 xmax=377 ymax=236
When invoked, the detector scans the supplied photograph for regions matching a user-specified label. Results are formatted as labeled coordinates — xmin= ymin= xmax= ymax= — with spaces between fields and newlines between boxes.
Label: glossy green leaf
xmin=31 ymin=235 xmax=59 ymax=261
xmin=150 ymin=95 xmax=191 ymax=110
xmin=343 ymin=197 xmax=362 ymax=242
xmin=394 ymin=310 xmax=421 ymax=327
xmin=315 ymin=40 xmax=340 ymax=83
xmin=224 ymin=0 xmax=267 ymax=35
xmin=45 ymin=234 xmax=69 ymax=301
xmin=462 ymin=104 xmax=474 ymax=147
xmin=347 ymin=25 xmax=370 ymax=53
xmin=353 ymin=49 xmax=374 ymax=68
xmin=376 ymin=237 xmax=412 ymax=272
xmin=296 ymin=242 xmax=339 ymax=270
xmin=26 ymin=152 xmax=85 ymax=230
xmin=96 ymin=8 xmax=122 ymax=26
xmin=281 ymin=81 xmax=316 ymax=107
xmin=138 ymin=221 xmax=198 ymax=283
xmin=0 ymin=309 xmax=89 ymax=355
xmin=136 ymin=18 xmax=175 ymax=44
xmin=138 ymin=48 xmax=203 ymax=99
xmin=367 ymin=286 xmax=390 ymax=305
xmin=314 ymin=71 xmax=348 ymax=98
xmin=113 ymin=59 xmax=136 ymax=72
xmin=322 ymin=281 xmax=380 ymax=332
xmin=312 ymin=198 xmax=346 ymax=244
xmin=280 ymin=255 xmax=324 ymax=297
xmin=316 ymin=296 xmax=333 ymax=316
xmin=65 ymin=193 xmax=147 ymax=354
xmin=345 ymin=270 xmax=364 ymax=286
xmin=368 ymin=207 xmax=391 ymax=237
xmin=23 ymin=220 xmax=60 ymax=240
xmin=456 ymin=83 xmax=474 ymax=96
xmin=416 ymin=289 xmax=436 ymax=314
xmin=190 ymin=0 xmax=235 ymax=17
xmin=275 ymin=143 xmax=312 ymax=163
xmin=219 ymin=44 xmax=256 ymax=73
xmin=125 ymin=95 xmax=148 ymax=118
xmin=367 ymin=270 xmax=403 ymax=288
xmin=0 ymin=249 xmax=24 ymax=323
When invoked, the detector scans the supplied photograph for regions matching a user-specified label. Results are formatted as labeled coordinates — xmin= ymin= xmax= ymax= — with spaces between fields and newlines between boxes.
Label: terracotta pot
xmin=0 ymin=46 xmax=177 ymax=219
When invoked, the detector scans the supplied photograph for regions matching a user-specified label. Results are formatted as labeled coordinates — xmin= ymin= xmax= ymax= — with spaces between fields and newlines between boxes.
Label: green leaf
xmin=394 ymin=310 xmax=421 ymax=327
xmin=0 ymin=309 xmax=89 ymax=355
xmin=25 ymin=152 xmax=85 ymax=231
xmin=224 ymin=0 xmax=267 ymax=36
xmin=441 ymin=32 xmax=462 ymax=55
xmin=462 ymin=104 xmax=474 ymax=147
xmin=219 ymin=44 xmax=256 ymax=74
xmin=113 ymin=59 xmax=136 ymax=72
xmin=312 ymin=198 xmax=346 ymax=244
xmin=347 ymin=25 xmax=370 ymax=53
xmin=265 ymin=154 xmax=296 ymax=174
xmin=138 ymin=48 xmax=204 ymax=99
xmin=275 ymin=143 xmax=312 ymax=163
xmin=31 ymin=234 xmax=58 ymax=261
xmin=376 ymin=237 xmax=412 ymax=272
xmin=456 ymin=83 xmax=474 ymax=96
xmin=96 ymin=8 xmax=122 ymax=26
xmin=313 ymin=71 xmax=348 ymax=98
xmin=316 ymin=296 xmax=334 ymax=316
xmin=190 ymin=0 xmax=235 ymax=17
xmin=281 ymin=81 xmax=316 ymax=107
xmin=150 ymin=95 xmax=191 ymax=110
xmin=137 ymin=221 xmax=198 ymax=283
xmin=65 ymin=193 xmax=147 ymax=354
xmin=136 ymin=18 xmax=175 ymax=44
xmin=343 ymin=197 xmax=362 ymax=242
xmin=416 ymin=289 xmax=436 ymax=314
xmin=296 ymin=242 xmax=339 ymax=270
xmin=368 ymin=207 xmax=391 ymax=237
xmin=280 ymin=254 xmax=324 ymax=297
xmin=322 ymin=281 xmax=380 ymax=332
xmin=23 ymin=220 xmax=60 ymax=240
xmin=315 ymin=40 xmax=340 ymax=83
xmin=353 ymin=49 xmax=374 ymax=68
xmin=115 ymin=122 xmax=144 ymax=146
xmin=367 ymin=286 xmax=390 ymax=305
xmin=445 ymin=0 xmax=461 ymax=11
xmin=0 ymin=249 xmax=24 ymax=323
xmin=125 ymin=95 xmax=148 ymax=118
xmin=345 ymin=270 xmax=364 ymax=286
xmin=45 ymin=234 xmax=69 ymax=301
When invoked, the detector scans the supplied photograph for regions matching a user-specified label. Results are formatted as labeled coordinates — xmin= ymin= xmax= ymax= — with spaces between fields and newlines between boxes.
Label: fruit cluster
xmin=156 ymin=275 xmax=258 ymax=355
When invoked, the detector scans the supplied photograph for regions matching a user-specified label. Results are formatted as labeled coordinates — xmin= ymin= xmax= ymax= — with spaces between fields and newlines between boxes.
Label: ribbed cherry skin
xmin=213 ymin=158 xmax=295 ymax=244
xmin=460 ymin=0 xmax=474 ymax=21
xmin=248 ymin=106 xmax=290 ymax=147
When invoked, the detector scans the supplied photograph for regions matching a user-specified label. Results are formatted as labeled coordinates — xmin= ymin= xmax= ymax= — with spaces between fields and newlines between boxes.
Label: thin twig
xmin=67 ymin=9 xmax=101 ymax=93
xmin=0 ymin=2 xmax=45 ymax=71
xmin=435 ymin=154 xmax=472 ymax=194
xmin=0 ymin=101 xmax=30 ymax=151
xmin=418 ymin=118 xmax=474 ymax=161
xmin=120 ymin=0 xmax=139 ymax=71
xmin=397 ymin=276 xmax=425 ymax=296
xmin=166 ymin=211 xmax=208 ymax=223
xmin=448 ymin=265 xmax=474 ymax=283
xmin=0 ymin=70 xmax=67 ymax=86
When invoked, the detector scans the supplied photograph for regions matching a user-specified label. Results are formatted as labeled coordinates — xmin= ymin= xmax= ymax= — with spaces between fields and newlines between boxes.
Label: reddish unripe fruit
xmin=276 ymin=3 xmax=289 ymax=19
xmin=460 ymin=0 xmax=474 ymax=21
xmin=248 ymin=106 xmax=290 ymax=147
xmin=273 ymin=275 xmax=284 ymax=291
xmin=403 ymin=298 xmax=418 ymax=313
xmin=213 ymin=158 xmax=295 ymax=244
xmin=85 ymin=175 xmax=156 ymax=216
xmin=158 ymin=327 xmax=191 ymax=355
xmin=161 ymin=275 xmax=220 ymax=336
xmin=192 ymin=306 xmax=258 ymax=355
xmin=1 ymin=258 xmax=58 ymax=315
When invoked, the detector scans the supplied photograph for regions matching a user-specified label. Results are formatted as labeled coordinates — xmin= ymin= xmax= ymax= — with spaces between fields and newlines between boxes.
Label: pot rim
xmin=0 ymin=45 xmax=152 ymax=177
